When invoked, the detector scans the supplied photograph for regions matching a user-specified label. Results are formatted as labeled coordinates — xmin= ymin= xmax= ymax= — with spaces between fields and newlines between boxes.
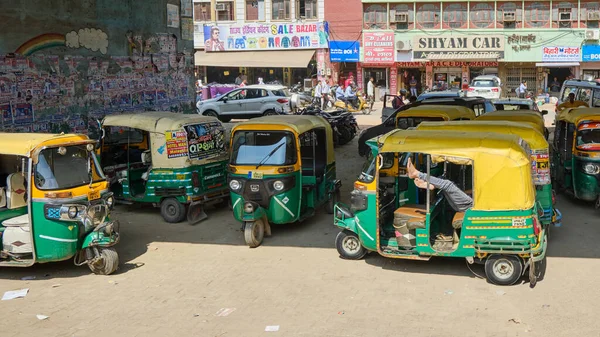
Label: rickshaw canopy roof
xmin=476 ymin=109 xmax=544 ymax=134
xmin=557 ymin=107 xmax=600 ymax=124
xmin=417 ymin=121 xmax=548 ymax=151
xmin=397 ymin=105 xmax=476 ymax=120
xmin=102 ymin=112 xmax=221 ymax=134
xmin=231 ymin=115 xmax=335 ymax=164
xmin=377 ymin=129 xmax=535 ymax=211
xmin=0 ymin=133 xmax=91 ymax=157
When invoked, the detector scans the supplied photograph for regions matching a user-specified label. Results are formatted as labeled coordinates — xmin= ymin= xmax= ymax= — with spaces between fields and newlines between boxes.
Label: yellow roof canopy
xmin=476 ymin=109 xmax=545 ymax=134
xmin=0 ymin=133 xmax=91 ymax=157
xmin=398 ymin=105 xmax=476 ymax=121
xmin=557 ymin=107 xmax=600 ymax=124
xmin=102 ymin=112 xmax=221 ymax=134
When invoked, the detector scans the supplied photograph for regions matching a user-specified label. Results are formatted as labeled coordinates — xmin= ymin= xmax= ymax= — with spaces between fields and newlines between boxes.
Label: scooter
xmin=333 ymin=89 xmax=370 ymax=115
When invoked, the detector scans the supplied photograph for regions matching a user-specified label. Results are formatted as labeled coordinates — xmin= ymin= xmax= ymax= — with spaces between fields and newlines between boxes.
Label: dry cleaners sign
xmin=413 ymin=35 xmax=504 ymax=60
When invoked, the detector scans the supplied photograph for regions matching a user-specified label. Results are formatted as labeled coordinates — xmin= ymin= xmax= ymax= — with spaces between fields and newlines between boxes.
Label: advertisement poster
xmin=184 ymin=122 xmax=225 ymax=160
xmin=0 ymin=103 xmax=12 ymax=126
xmin=389 ymin=67 xmax=398 ymax=97
xmin=13 ymin=103 xmax=34 ymax=125
xmin=542 ymin=46 xmax=581 ymax=62
xmin=532 ymin=151 xmax=550 ymax=185
xmin=181 ymin=0 xmax=193 ymax=17
xmin=363 ymin=31 xmax=395 ymax=64
xmin=203 ymin=22 xmax=329 ymax=52
xmin=182 ymin=18 xmax=194 ymax=41
xmin=167 ymin=4 xmax=180 ymax=28
xmin=582 ymin=44 xmax=600 ymax=62
xmin=165 ymin=130 xmax=188 ymax=158
xmin=329 ymin=40 xmax=360 ymax=62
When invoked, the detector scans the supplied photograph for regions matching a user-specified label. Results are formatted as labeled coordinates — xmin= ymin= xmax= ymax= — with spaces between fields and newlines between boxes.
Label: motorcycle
xmin=297 ymin=103 xmax=358 ymax=146
xmin=333 ymin=88 xmax=370 ymax=115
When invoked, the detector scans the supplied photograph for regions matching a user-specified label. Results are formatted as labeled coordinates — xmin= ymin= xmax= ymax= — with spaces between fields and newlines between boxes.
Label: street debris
xmin=20 ymin=276 xmax=35 ymax=281
xmin=444 ymin=290 xmax=454 ymax=295
xmin=36 ymin=314 xmax=49 ymax=320
xmin=215 ymin=308 xmax=236 ymax=317
xmin=338 ymin=311 xmax=345 ymax=315
xmin=51 ymin=284 xmax=62 ymax=288
xmin=496 ymin=290 xmax=506 ymax=296
xmin=508 ymin=318 xmax=521 ymax=324
xmin=2 ymin=288 xmax=29 ymax=301
xmin=108 ymin=280 xmax=118 ymax=285
xmin=542 ymin=304 xmax=550 ymax=308
xmin=265 ymin=325 xmax=280 ymax=332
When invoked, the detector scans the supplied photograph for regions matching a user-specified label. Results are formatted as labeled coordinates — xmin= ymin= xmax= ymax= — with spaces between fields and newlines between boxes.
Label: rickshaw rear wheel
xmin=160 ymin=198 xmax=186 ymax=223
xmin=336 ymin=230 xmax=366 ymax=260
xmin=244 ymin=220 xmax=265 ymax=248
xmin=484 ymin=254 xmax=523 ymax=286
xmin=325 ymin=189 xmax=341 ymax=214
xmin=88 ymin=247 xmax=119 ymax=275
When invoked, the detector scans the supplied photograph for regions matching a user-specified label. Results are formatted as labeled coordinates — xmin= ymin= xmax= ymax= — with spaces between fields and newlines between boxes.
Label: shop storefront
xmin=360 ymin=31 xmax=396 ymax=98
xmin=329 ymin=40 xmax=359 ymax=86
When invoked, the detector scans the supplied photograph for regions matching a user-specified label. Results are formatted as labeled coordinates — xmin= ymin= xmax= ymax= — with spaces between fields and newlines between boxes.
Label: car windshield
xmin=576 ymin=125 xmax=600 ymax=150
xmin=35 ymin=145 xmax=105 ymax=190
xmin=358 ymin=152 xmax=376 ymax=183
xmin=499 ymin=103 xmax=532 ymax=111
xmin=231 ymin=131 xmax=296 ymax=166
xmin=397 ymin=117 xmax=445 ymax=129
xmin=472 ymin=80 xmax=496 ymax=87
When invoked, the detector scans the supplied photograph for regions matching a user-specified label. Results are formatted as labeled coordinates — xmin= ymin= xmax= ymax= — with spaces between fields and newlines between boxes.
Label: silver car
xmin=196 ymin=85 xmax=291 ymax=122
xmin=466 ymin=75 xmax=502 ymax=99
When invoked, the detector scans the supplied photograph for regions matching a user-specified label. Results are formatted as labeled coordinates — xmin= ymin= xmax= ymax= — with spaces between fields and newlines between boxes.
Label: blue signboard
xmin=582 ymin=44 xmax=600 ymax=62
xmin=329 ymin=40 xmax=360 ymax=62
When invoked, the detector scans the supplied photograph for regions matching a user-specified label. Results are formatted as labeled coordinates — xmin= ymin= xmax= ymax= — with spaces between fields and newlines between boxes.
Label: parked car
xmin=416 ymin=90 xmax=463 ymax=102
xmin=466 ymin=75 xmax=502 ymax=99
xmin=196 ymin=85 xmax=291 ymax=122
xmin=363 ymin=97 xmax=496 ymax=156
xmin=557 ymin=79 xmax=600 ymax=109
xmin=492 ymin=98 xmax=549 ymax=115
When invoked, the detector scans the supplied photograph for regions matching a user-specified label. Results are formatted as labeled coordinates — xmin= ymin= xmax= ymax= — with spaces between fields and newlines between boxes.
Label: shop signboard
xmin=203 ymin=22 xmax=329 ymax=52
xmin=542 ymin=46 xmax=581 ymax=62
xmin=329 ymin=41 xmax=359 ymax=62
xmin=582 ymin=45 xmax=600 ymax=62
xmin=413 ymin=35 xmax=504 ymax=60
xmin=363 ymin=31 xmax=395 ymax=65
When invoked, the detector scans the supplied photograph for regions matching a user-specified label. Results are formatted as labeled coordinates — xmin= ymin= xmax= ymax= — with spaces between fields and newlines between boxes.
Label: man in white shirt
xmin=367 ymin=77 xmax=375 ymax=111
xmin=313 ymin=80 xmax=323 ymax=106
xmin=321 ymin=76 xmax=331 ymax=110
xmin=518 ymin=81 xmax=527 ymax=98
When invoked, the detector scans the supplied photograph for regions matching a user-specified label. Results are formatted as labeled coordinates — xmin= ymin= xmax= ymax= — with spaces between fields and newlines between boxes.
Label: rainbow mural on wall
xmin=14 ymin=33 xmax=66 ymax=56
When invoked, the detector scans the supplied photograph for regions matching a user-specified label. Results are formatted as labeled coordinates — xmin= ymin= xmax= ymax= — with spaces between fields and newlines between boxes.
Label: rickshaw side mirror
xmin=141 ymin=150 xmax=151 ymax=165
xmin=541 ymin=110 xmax=548 ymax=115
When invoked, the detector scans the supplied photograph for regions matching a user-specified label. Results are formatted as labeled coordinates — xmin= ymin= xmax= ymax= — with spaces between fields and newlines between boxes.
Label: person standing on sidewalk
xmin=367 ymin=77 xmax=375 ymax=112
xmin=313 ymin=80 xmax=323 ymax=107
xmin=518 ymin=81 xmax=527 ymax=98
xmin=321 ymin=76 xmax=331 ymax=110
xmin=409 ymin=76 xmax=418 ymax=98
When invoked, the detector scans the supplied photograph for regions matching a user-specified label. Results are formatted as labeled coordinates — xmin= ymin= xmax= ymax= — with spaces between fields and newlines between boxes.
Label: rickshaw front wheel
xmin=336 ymin=230 xmax=366 ymax=260
xmin=88 ymin=247 xmax=119 ymax=275
xmin=244 ymin=220 xmax=265 ymax=248
xmin=160 ymin=198 xmax=186 ymax=223
xmin=484 ymin=254 xmax=523 ymax=286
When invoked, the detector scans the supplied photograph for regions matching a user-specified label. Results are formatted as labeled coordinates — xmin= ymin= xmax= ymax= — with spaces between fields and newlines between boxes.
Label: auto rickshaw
xmin=551 ymin=107 xmax=600 ymax=207
xmin=0 ymin=133 xmax=119 ymax=274
xmin=334 ymin=130 xmax=547 ymax=286
xmin=228 ymin=115 xmax=341 ymax=247
xmin=99 ymin=112 xmax=229 ymax=224
xmin=476 ymin=109 xmax=549 ymax=139
xmin=416 ymin=121 xmax=561 ymax=229
xmin=395 ymin=105 xmax=476 ymax=129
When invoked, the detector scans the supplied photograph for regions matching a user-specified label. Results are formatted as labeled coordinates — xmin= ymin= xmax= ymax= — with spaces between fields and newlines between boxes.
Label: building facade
xmin=193 ymin=0 xmax=328 ymax=86
xmin=359 ymin=0 xmax=600 ymax=97
xmin=324 ymin=0 xmax=363 ymax=85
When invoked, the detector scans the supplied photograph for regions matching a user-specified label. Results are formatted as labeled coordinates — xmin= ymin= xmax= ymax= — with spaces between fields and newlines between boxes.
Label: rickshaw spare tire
xmin=244 ymin=220 xmax=265 ymax=248
xmin=484 ymin=254 xmax=523 ymax=286
xmin=335 ymin=230 xmax=367 ymax=260
xmin=325 ymin=189 xmax=341 ymax=214
xmin=160 ymin=198 xmax=186 ymax=223
xmin=88 ymin=247 xmax=119 ymax=275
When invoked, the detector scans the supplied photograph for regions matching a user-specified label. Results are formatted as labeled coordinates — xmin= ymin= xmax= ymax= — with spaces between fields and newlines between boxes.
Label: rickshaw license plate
xmin=88 ymin=190 xmax=100 ymax=201
xmin=250 ymin=171 xmax=263 ymax=179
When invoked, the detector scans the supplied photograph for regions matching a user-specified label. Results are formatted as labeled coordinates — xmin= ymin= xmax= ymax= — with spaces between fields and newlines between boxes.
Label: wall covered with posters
xmin=0 ymin=0 xmax=195 ymax=137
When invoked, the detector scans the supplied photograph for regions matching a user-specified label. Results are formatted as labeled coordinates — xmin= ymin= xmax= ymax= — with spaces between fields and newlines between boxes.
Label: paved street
xmin=1 ymin=109 xmax=600 ymax=337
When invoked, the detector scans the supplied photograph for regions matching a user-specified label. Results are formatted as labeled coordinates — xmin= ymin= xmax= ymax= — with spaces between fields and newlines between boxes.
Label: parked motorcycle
xmin=333 ymin=88 xmax=370 ymax=115
xmin=297 ymin=103 xmax=358 ymax=146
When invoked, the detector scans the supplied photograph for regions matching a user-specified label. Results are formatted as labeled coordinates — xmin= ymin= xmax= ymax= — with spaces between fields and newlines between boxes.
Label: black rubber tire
xmin=263 ymin=109 xmax=278 ymax=116
xmin=484 ymin=254 xmax=523 ymax=286
xmin=160 ymin=198 xmax=186 ymax=223
xmin=337 ymin=126 xmax=353 ymax=146
xmin=244 ymin=220 xmax=265 ymax=248
xmin=325 ymin=189 xmax=340 ymax=214
xmin=335 ymin=230 xmax=367 ymax=260
xmin=88 ymin=247 xmax=119 ymax=275
xmin=204 ymin=110 xmax=219 ymax=119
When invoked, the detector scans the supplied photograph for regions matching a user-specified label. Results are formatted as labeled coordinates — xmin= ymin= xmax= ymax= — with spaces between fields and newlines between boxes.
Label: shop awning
xmin=535 ymin=62 xmax=580 ymax=67
xmin=194 ymin=50 xmax=316 ymax=68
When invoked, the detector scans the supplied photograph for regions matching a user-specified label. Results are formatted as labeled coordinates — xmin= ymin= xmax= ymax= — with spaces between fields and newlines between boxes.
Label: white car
xmin=466 ymin=75 xmax=502 ymax=99
xmin=196 ymin=85 xmax=291 ymax=122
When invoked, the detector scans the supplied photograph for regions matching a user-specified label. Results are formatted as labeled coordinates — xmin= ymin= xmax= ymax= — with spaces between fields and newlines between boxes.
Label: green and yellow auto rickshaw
xmin=552 ymin=107 xmax=600 ymax=207
xmin=334 ymin=130 xmax=547 ymax=286
xmin=228 ymin=115 xmax=341 ymax=247
xmin=100 ymin=112 xmax=229 ymax=224
xmin=0 ymin=133 xmax=119 ymax=274
xmin=396 ymin=105 xmax=476 ymax=129
xmin=476 ymin=109 xmax=549 ymax=139
xmin=417 ymin=120 xmax=561 ymax=228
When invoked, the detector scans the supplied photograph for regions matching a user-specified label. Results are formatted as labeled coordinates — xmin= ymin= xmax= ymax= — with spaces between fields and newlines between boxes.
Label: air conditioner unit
xmin=216 ymin=3 xmax=227 ymax=11
xmin=503 ymin=11 xmax=516 ymax=22
xmin=586 ymin=29 xmax=600 ymax=40
xmin=394 ymin=12 xmax=408 ymax=23
xmin=396 ymin=41 xmax=410 ymax=51
xmin=588 ymin=11 xmax=600 ymax=21
xmin=559 ymin=12 xmax=572 ymax=21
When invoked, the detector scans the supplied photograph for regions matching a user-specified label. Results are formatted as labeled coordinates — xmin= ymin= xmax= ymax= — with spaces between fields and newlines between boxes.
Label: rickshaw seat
xmin=2 ymin=214 xmax=30 ymax=228
xmin=393 ymin=204 xmax=426 ymax=229
xmin=452 ymin=212 xmax=465 ymax=229
xmin=6 ymin=173 xmax=26 ymax=210
xmin=0 ymin=188 xmax=5 ymax=208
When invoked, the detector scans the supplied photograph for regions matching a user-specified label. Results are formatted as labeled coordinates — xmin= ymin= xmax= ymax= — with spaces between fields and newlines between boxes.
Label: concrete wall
xmin=325 ymin=0 xmax=362 ymax=41
xmin=0 ymin=0 xmax=195 ymax=137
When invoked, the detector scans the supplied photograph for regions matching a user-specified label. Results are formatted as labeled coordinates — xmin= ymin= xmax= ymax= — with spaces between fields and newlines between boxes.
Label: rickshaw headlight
xmin=273 ymin=180 xmax=284 ymax=191
xmin=68 ymin=206 xmax=78 ymax=219
xmin=244 ymin=202 xmax=254 ymax=213
xmin=229 ymin=179 xmax=241 ymax=191
xmin=583 ymin=163 xmax=600 ymax=175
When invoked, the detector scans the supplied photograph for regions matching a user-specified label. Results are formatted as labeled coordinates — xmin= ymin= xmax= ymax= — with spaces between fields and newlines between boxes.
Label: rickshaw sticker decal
xmin=184 ymin=123 xmax=225 ymax=160
xmin=274 ymin=197 xmax=294 ymax=217
xmin=512 ymin=218 xmax=527 ymax=227
xmin=165 ymin=129 xmax=188 ymax=158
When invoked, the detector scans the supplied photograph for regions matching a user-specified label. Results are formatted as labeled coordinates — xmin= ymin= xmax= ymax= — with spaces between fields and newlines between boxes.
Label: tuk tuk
xmin=228 ymin=115 xmax=341 ymax=247
xmin=551 ymin=107 xmax=600 ymax=207
xmin=0 ymin=133 xmax=119 ymax=275
xmin=334 ymin=130 xmax=547 ymax=286
xmin=476 ymin=110 xmax=548 ymax=139
xmin=395 ymin=105 xmax=476 ymax=129
xmin=100 ymin=112 xmax=229 ymax=224
xmin=417 ymin=121 xmax=561 ymax=228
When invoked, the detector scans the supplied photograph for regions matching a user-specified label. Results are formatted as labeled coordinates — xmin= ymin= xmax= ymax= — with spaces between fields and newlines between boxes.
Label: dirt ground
xmin=1 ymin=108 xmax=599 ymax=337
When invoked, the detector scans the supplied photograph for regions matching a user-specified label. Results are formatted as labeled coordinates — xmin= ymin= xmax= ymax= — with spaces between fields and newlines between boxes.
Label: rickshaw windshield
xmin=35 ymin=145 xmax=105 ymax=190
xmin=231 ymin=131 xmax=297 ymax=166
xmin=576 ymin=127 xmax=600 ymax=150
xmin=358 ymin=153 xmax=376 ymax=183
xmin=104 ymin=127 xmax=144 ymax=145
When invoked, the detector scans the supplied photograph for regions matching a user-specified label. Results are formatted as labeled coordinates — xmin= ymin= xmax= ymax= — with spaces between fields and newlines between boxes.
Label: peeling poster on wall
xmin=181 ymin=0 xmax=193 ymax=17
xmin=181 ymin=18 xmax=193 ymax=41
xmin=167 ymin=4 xmax=180 ymax=29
